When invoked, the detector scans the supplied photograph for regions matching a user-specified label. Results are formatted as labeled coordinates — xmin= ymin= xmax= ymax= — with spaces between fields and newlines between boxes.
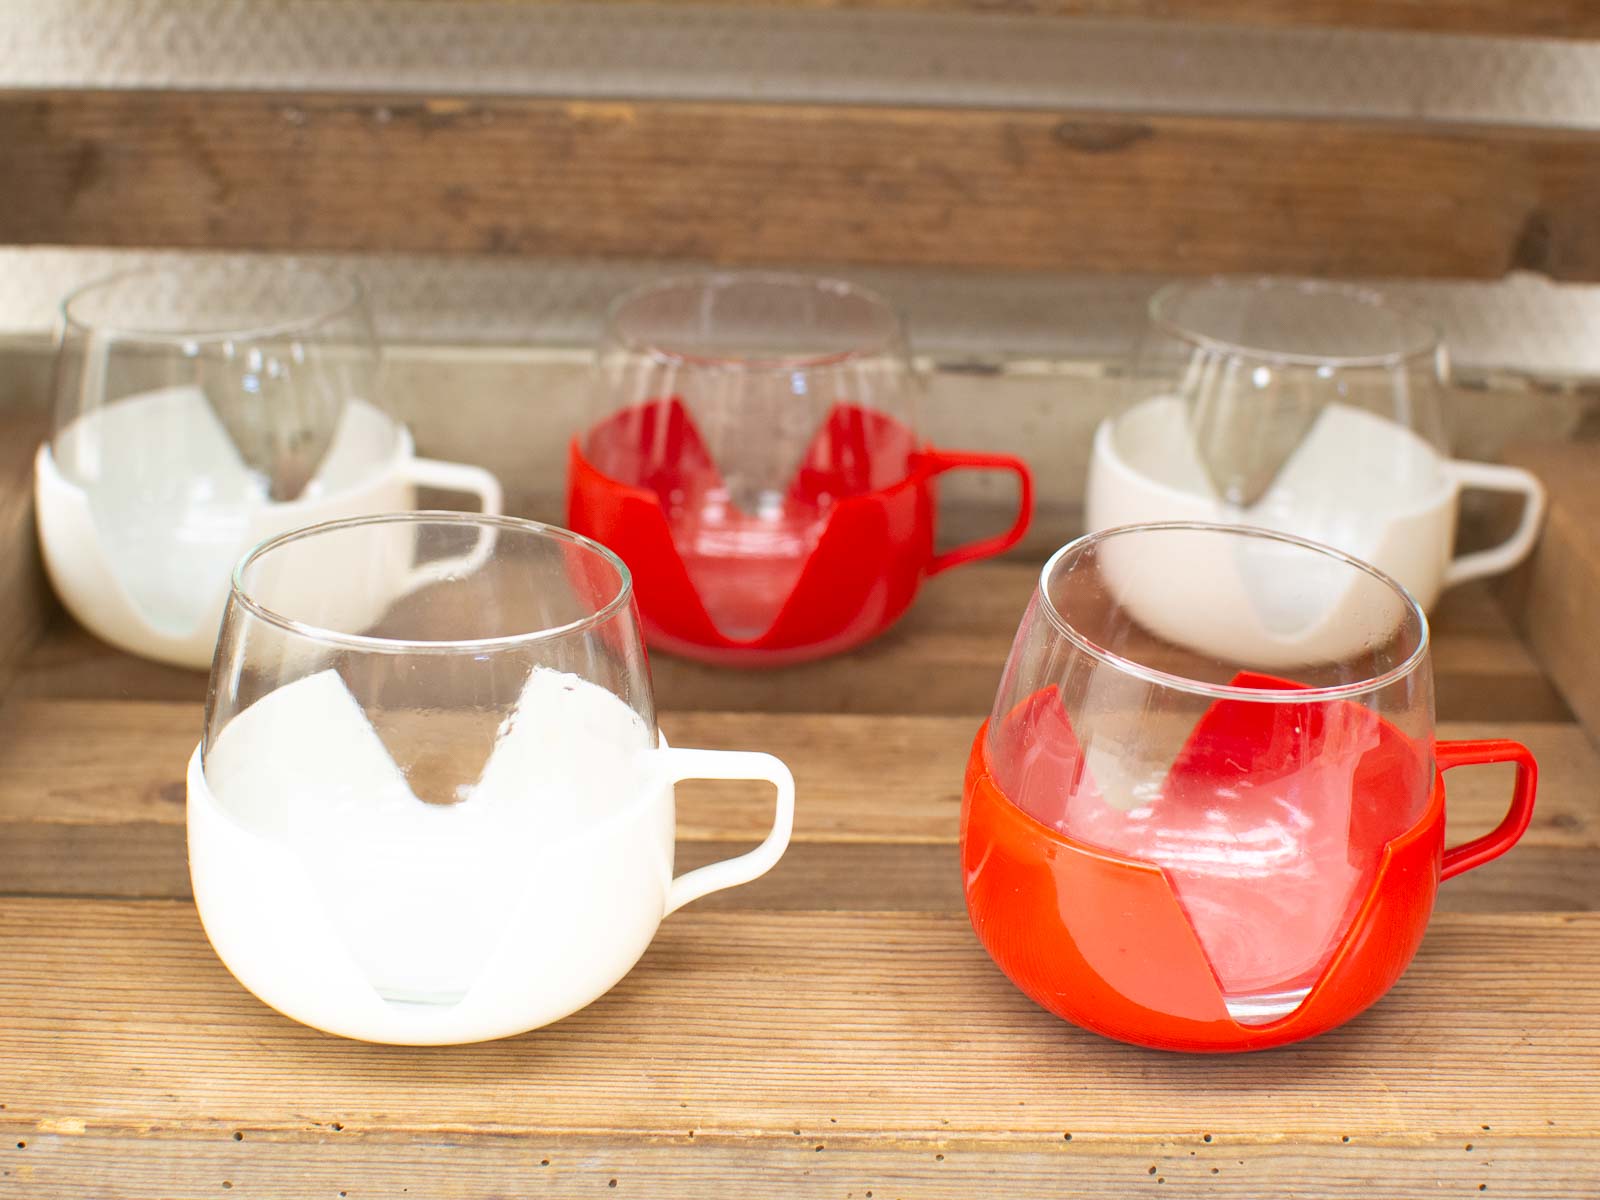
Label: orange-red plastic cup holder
xmin=961 ymin=694 xmax=1537 ymax=1053
xmin=567 ymin=398 xmax=1034 ymax=666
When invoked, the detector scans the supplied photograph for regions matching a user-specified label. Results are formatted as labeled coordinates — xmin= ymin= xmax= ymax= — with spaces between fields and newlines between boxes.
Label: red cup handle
xmin=916 ymin=449 xmax=1035 ymax=577
xmin=1436 ymin=738 xmax=1538 ymax=881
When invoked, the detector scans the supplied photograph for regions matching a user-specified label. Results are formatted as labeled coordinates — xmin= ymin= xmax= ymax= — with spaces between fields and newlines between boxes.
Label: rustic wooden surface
xmin=445 ymin=0 xmax=1600 ymax=39
xmin=1 ymin=559 xmax=1597 ymax=1197
xmin=1501 ymin=440 xmax=1600 ymax=743
xmin=6 ymin=92 xmax=1600 ymax=280
xmin=0 ymin=412 xmax=51 ymax=691
xmin=10 ymin=568 xmax=1576 ymax=722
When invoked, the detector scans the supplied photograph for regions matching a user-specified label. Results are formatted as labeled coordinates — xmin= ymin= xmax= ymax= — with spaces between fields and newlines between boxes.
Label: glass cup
xmin=1086 ymin=278 xmax=1545 ymax=611
xmin=569 ymin=272 xmax=1032 ymax=665
xmin=187 ymin=513 xmax=794 ymax=1045
xmin=963 ymin=523 xmax=1536 ymax=1052
xmin=37 ymin=264 xmax=502 ymax=668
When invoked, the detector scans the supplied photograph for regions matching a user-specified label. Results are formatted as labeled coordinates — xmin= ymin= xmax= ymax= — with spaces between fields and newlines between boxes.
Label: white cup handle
xmin=404 ymin=457 xmax=504 ymax=516
xmin=398 ymin=458 xmax=506 ymax=592
xmin=655 ymin=747 xmax=795 ymax=916
xmin=1441 ymin=459 xmax=1547 ymax=588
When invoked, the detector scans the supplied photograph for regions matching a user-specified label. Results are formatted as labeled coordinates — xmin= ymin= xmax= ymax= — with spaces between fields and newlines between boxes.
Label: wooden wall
xmin=4 ymin=0 xmax=1600 ymax=657
xmin=5 ymin=91 xmax=1600 ymax=280
xmin=4 ymin=1 xmax=1600 ymax=280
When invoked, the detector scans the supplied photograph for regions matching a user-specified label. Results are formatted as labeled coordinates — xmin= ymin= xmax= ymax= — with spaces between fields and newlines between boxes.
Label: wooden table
xmin=2 ymin=563 xmax=1598 ymax=1199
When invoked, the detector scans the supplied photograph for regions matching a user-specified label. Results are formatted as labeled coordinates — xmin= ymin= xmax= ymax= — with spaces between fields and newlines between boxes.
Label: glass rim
xmin=1147 ymin=277 xmax=1442 ymax=370
xmin=229 ymin=512 xmax=635 ymax=654
xmin=60 ymin=264 xmax=369 ymax=343
xmin=1035 ymin=521 xmax=1431 ymax=704
xmin=602 ymin=270 xmax=905 ymax=372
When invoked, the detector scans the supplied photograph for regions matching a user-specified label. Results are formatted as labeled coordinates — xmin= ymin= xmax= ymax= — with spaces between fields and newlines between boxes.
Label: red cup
xmin=962 ymin=524 xmax=1537 ymax=1052
xmin=568 ymin=274 xmax=1033 ymax=666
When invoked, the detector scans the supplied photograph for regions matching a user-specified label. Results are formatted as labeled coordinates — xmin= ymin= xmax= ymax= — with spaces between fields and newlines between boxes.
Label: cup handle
xmin=403 ymin=457 xmax=505 ymax=517
xmin=655 ymin=747 xmax=795 ymax=916
xmin=1437 ymin=738 xmax=1538 ymax=881
xmin=397 ymin=459 xmax=506 ymax=591
xmin=1440 ymin=460 xmax=1546 ymax=588
xmin=915 ymin=449 xmax=1035 ymax=576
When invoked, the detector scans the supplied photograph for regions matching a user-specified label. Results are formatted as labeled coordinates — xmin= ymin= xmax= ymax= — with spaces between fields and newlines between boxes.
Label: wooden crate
xmin=0 ymin=431 xmax=1596 ymax=1198
xmin=6 ymin=0 xmax=1600 ymax=1190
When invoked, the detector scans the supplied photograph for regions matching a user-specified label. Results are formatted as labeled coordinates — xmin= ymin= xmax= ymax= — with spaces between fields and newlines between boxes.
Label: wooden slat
xmin=441 ymin=0 xmax=1600 ymax=40
xmin=1 ymin=698 xmax=1594 ymax=910
xmin=16 ymin=1132 xmax=1600 ymax=1200
xmin=1500 ymin=440 xmax=1600 ymax=743
xmin=0 ymin=411 xmax=51 ymax=695
xmin=0 ymin=900 xmax=1596 ymax=1197
xmin=10 ymin=568 xmax=1572 ymax=722
xmin=6 ymin=91 xmax=1600 ymax=280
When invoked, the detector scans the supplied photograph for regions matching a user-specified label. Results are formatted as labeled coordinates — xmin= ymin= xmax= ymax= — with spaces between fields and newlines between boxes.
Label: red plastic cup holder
xmin=568 ymin=397 xmax=1034 ymax=665
xmin=962 ymin=683 xmax=1538 ymax=1053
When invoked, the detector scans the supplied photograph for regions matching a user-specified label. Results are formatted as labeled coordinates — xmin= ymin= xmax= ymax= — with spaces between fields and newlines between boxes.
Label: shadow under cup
xmin=963 ymin=523 xmax=1537 ymax=1052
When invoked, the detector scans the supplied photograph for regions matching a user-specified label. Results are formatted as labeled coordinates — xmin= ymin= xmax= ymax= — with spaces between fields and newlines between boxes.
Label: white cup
xmin=36 ymin=385 xmax=503 ymax=668
xmin=188 ymin=514 xmax=796 ymax=1046
xmin=1087 ymin=396 xmax=1546 ymax=615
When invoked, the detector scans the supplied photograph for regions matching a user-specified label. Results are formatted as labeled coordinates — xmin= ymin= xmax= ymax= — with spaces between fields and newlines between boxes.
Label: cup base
xmin=961 ymin=721 xmax=1445 ymax=1053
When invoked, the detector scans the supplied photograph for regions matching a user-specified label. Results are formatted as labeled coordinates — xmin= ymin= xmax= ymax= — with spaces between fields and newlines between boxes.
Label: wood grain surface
xmin=0 ymin=412 xmax=50 ymax=694
xmin=7 ymin=91 xmax=1600 ymax=280
xmin=8 ymin=568 xmax=1575 ymax=722
xmin=1501 ymin=440 xmax=1600 ymax=741
xmin=1 ymin=902 xmax=1597 ymax=1197
xmin=0 ymin=560 xmax=1595 ymax=1194
xmin=0 ymin=697 xmax=1594 ymax=911
xmin=433 ymin=0 xmax=1600 ymax=39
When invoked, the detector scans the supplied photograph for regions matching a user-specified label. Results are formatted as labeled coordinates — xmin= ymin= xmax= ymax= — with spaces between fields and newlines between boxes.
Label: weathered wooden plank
xmin=0 ymin=903 xmax=1595 ymax=1151
xmin=424 ymin=0 xmax=1600 ymax=40
xmin=11 ymin=569 xmax=1570 ymax=721
xmin=0 ymin=411 xmax=51 ymax=696
xmin=10 ymin=617 xmax=210 ymax=703
xmin=1500 ymin=440 xmax=1600 ymax=744
xmin=0 ymin=698 xmax=1593 ymax=908
xmin=4 ymin=821 xmax=1596 ymax=912
xmin=0 ymin=703 xmax=1589 ymax=848
xmin=660 ymin=570 xmax=1562 ymax=718
xmin=6 ymin=92 xmax=1600 ymax=279
xmin=11 ymin=1129 xmax=1600 ymax=1200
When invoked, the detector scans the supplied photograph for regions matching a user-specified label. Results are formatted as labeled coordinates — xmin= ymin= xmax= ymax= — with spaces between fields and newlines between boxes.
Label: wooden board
xmin=1 ymin=565 xmax=1596 ymax=1194
xmin=1 ymin=697 xmax=1595 ymax=910
xmin=1 ymin=901 xmax=1597 ymax=1197
xmin=8 ymin=567 xmax=1575 ymax=723
xmin=1501 ymin=440 xmax=1600 ymax=742
xmin=6 ymin=91 xmax=1600 ymax=280
xmin=0 ymin=412 xmax=50 ymax=693
xmin=437 ymin=0 xmax=1600 ymax=39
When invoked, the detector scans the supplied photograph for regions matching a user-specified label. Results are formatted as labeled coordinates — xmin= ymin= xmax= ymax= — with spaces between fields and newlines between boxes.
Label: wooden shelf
xmin=1 ymin=551 xmax=1597 ymax=1195
xmin=7 ymin=91 xmax=1600 ymax=280
xmin=442 ymin=0 xmax=1600 ymax=40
